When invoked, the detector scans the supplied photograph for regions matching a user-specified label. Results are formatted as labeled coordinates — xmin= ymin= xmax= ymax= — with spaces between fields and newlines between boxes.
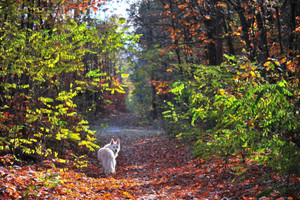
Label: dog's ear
xmin=111 ymin=139 xmax=114 ymax=144
xmin=117 ymin=139 xmax=120 ymax=145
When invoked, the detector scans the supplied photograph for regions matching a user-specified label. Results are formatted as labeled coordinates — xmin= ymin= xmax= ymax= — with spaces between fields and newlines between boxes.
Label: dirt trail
xmin=92 ymin=113 xmax=165 ymax=146
xmin=0 ymin=113 xmax=291 ymax=199
xmin=79 ymin=113 xmax=269 ymax=199
xmin=89 ymin=113 xmax=198 ymax=199
xmin=83 ymin=113 xmax=275 ymax=199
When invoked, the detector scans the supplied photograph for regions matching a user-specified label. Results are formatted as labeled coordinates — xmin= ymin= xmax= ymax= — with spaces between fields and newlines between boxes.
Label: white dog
xmin=97 ymin=139 xmax=120 ymax=175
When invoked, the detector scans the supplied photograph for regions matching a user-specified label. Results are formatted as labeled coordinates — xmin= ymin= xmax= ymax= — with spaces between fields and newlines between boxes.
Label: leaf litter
xmin=0 ymin=113 xmax=297 ymax=199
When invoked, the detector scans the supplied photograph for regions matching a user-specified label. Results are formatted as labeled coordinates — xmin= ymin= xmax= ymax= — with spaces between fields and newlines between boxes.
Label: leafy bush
xmin=163 ymin=55 xmax=300 ymax=197
xmin=0 ymin=0 xmax=141 ymax=163
xmin=0 ymin=19 xmax=101 ymax=160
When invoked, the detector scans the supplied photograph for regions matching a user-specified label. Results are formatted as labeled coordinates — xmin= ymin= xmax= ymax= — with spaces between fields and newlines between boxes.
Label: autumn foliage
xmin=1 ymin=128 xmax=298 ymax=199
xmin=129 ymin=0 xmax=299 ymax=197
xmin=0 ymin=0 xmax=135 ymax=162
xmin=0 ymin=0 xmax=299 ymax=199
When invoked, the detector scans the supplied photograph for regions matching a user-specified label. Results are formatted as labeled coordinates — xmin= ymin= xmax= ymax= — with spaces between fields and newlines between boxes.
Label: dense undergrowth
xmin=162 ymin=56 xmax=300 ymax=198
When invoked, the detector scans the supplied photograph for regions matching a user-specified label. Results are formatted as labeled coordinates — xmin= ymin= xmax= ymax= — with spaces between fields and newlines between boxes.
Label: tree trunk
xmin=275 ymin=6 xmax=283 ymax=54
xmin=233 ymin=0 xmax=252 ymax=59
xmin=256 ymin=10 xmax=269 ymax=61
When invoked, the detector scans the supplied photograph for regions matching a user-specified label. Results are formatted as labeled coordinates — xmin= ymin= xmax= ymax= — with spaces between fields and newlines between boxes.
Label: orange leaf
xmin=205 ymin=15 xmax=210 ymax=19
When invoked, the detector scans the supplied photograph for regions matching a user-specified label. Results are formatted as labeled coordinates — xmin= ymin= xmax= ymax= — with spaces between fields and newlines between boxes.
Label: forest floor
xmin=0 ymin=113 xmax=297 ymax=199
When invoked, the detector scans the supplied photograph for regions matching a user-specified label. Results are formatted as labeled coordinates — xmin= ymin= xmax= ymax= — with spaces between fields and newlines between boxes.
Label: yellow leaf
xmin=219 ymin=89 xmax=225 ymax=95
xmin=264 ymin=61 xmax=270 ymax=67
xmin=240 ymin=65 xmax=246 ymax=69
xmin=123 ymin=191 xmax=133 ymax=198
xmin=281 ymin=57 xmax=286 ymax=63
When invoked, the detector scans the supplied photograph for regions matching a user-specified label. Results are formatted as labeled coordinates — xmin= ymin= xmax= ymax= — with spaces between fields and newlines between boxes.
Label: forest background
xmin=0 ymin=0 xmax=299 ymax=198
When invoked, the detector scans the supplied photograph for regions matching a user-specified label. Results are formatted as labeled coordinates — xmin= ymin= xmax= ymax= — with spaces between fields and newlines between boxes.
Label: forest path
xmin=0 ymin=113 xmax=271 ymax=199
xmin=82 ymin=113 xmax=265 ymax=199
xmin=89 ymin=113 xmax=197 ymax=199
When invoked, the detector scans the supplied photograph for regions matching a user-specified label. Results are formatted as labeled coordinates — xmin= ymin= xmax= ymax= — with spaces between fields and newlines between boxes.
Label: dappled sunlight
xmin=0 ymin=0 xmax=299 ymax=198
xmin=0 ymin=123 xmax=297 ymax=199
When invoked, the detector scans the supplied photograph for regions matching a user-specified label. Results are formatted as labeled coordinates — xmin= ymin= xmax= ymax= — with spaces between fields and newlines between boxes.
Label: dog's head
xmin=109 ymin=139 xmax=120 ymax=154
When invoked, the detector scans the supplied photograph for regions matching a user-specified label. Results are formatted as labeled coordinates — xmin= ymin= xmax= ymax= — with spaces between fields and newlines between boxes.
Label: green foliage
xmin=0 ymin=19 xmax=99 ymax=159
xmin=129 ymin=63 xmax=153 ymax=115
xmin=129 ymin=44 xmax=172 ymax=121
xmin=163 ymin=64 xmax=233 ymax=136
xmin=163 ymin=55 xmax=300 ymax=196
xmin=0 ymin=4 xmax=138 ymax=163
xmin=74 ymin=17 xmax=140 ymax=116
